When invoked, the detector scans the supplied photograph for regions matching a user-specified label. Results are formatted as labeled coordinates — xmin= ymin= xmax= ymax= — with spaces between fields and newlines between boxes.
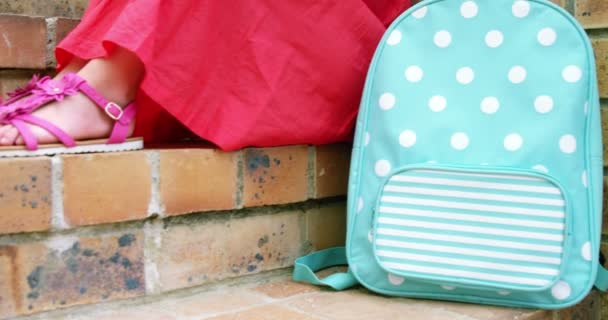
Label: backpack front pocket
xmin=372 ymin=165 xmax=568 ymax=292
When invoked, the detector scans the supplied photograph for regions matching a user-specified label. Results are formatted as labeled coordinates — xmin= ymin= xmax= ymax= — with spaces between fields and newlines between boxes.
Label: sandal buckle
xmin=105 ymin=102 xmax=123 ymax=120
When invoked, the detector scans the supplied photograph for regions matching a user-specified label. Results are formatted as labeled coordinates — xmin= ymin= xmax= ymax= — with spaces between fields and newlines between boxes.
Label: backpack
xmin=294 ymin=0 xmax=607 ymax=309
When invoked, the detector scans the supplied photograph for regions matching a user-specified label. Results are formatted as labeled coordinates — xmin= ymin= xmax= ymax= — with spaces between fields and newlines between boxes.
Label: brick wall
xmin=0 ymin=145 xmax=350 ymax=318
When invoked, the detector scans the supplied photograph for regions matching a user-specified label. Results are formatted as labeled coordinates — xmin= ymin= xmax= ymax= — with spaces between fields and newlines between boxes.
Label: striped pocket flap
xmin=372 ymin=167 xmax=567 ymax=291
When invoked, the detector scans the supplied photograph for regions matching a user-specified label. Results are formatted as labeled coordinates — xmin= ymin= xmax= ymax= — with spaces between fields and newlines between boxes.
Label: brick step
xmin=0 ymin=145 xmax=350 ymax=319
xmin=10 ymin=269 xmax=601 ymax=320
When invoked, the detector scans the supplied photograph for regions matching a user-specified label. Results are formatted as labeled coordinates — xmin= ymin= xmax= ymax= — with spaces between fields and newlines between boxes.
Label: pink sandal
xmin=0 ymin=73 xmax=143 ymax=157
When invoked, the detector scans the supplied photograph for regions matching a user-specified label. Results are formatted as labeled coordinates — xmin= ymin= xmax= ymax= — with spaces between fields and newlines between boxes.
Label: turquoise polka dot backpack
xmin=293 ymin=0 xmax=608 ymax=309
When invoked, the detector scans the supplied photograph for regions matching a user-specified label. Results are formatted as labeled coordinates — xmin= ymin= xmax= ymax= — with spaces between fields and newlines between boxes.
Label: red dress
xmin=56 ymin=0 xmax=412 ymax=151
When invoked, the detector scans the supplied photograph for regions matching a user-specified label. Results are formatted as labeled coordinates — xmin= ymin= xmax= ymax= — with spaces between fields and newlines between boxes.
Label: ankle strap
xmin=70 ymin=74 xmax=135 ymax=125
xmin=65 ymin=73 xmax=137 ymax=144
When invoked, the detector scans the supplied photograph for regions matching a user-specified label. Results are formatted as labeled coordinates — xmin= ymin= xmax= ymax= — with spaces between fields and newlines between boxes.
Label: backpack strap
xmin=292 ymin=247 xmax=359 ymax=290
xmin=595 ymin=265 xmax=608 ymax=291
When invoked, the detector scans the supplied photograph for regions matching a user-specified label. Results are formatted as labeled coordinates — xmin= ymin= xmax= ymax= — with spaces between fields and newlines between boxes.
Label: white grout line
xmin=51 ymin=156 xmax=69 ymax=230
xmin=145 ymin=151 xmax=164 ymax=218
xmin=143 ymin=219 xmax=163 ymax=295
xmin=45 ymin=17 xmax=58 ymax=67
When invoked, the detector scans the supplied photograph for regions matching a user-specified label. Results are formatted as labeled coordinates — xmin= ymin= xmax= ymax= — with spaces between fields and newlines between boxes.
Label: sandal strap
xmin=74 ymin=74 xmax=137 ymax=125
xmin=107 ymin=104 xmax=137 ymax=144
xmin=67 ymin=73 xmax=137 ymax=145
xmin=9 ymin=119 xmax=38 ymax=150
xmin=16 ymin=114 xmax=77 ymax=148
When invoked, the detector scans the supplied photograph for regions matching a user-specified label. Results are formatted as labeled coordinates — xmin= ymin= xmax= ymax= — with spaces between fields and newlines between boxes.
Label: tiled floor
xmin=22 ymin=273 xmax=549 ymax=320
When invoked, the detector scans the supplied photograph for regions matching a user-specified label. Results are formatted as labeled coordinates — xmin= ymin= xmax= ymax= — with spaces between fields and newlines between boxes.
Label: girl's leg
xmin=0 ymin=46 xmax=144 ymax=146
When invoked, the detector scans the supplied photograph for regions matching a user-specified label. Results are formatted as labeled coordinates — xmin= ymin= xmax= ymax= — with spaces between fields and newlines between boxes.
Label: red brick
xmin=314 ymin=144 xmax=350 ymax=198
xmin=550 ymin=0 xmax=566 ymax=7
xmin=0 ymin=15 xmax=46 ymax=68
xmin=160 ymin=149 xmax=237 ymax=216
xmin=55 ymin=18 xmax=80 ymax=44
xmin=0 ymin=250 xmax=17 ymax=318
xmin=157 ymin=210 xmax=304 ymax=292
xmin=242 ymin=146 xmax=309 ymax=207
xmin=0 ymin=70 xmax=42 ymax=99
xmin=306 ymin=203 xmax=346 ymax=250
xmin=593 ymin=39 xmax=608 ymax=99
xmin=0 ymin=231 xmax=144 ymax=318
xmin=576 ymin=0 xmax=608 ymax=29
xmin=62 ymin=152 xmax=151 ymax=227
xmin=0 ymin=157 xmax=51 ymax=235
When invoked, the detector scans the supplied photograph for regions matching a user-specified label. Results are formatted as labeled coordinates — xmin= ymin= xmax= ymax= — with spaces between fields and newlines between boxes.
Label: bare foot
xmin=0 ymin=47 xmax=144 ymax=147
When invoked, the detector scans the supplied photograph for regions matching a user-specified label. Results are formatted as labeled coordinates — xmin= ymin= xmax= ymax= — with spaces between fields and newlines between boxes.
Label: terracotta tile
xmin=306 ymin=203 xmax=346 ymax=250
xmin=157 ymin=210 xmax=304 ymax=292
xmin=314 ymin=144 xmax=351 ymax=198
xmin=62 ymin=152 xmax=151 ymax=227
xmin=155 ymin=289 xmax=265 ymax=318
xmin=253 ymin=280 xmax=320 ymax=299
xmin=69 ymin=308 xmax=177 ymax=320
xmin=206 ymin=305 xmax=321 ymax=320
xmin=421 ymin=299 xmax=551 ymax=320
xmin=0 ymin=231 xmax=144 ymax=317
xmin=160 ymin=149 xmax=237 ymax=216
xmin=0 ymin=157 xmax=51 ymax=235
xmin=242 ymin=146 xmax=308 ymax=207
xmin=0 ymin=15 xmax=47 ymax=68
xmin=593 ymin=39 xmax=608 ymax=99
xmin=286 ymin=290 xmax=545 ymax=320
xmin=576 ymin=0 xmax=608 ymax=29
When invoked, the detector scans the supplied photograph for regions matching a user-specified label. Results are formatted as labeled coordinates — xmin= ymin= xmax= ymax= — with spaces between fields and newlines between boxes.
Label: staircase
xmin=0 ymin=1 xmax=607 ymax=319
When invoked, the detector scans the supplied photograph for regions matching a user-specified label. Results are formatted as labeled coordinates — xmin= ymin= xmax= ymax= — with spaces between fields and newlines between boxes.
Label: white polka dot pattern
xmin=399 ymin=130 xmax=417 ymax=148
xmin=559 ymin=135 xmax=576 ymax=154
xmin=379 ymin=93 xmax=396 ymax=110
xmin=503 ymin=133 xmax=523 ymax=151
xmin=538 ymin=28 xmax=557 ymax=46
xmin=551 ymin=281 xmax=571 ymax=300
xmin=412 ymin=6 xmax=427 ymax=19
xmin=512 ymin=1 xmax=530 ymax=18
xmin=387 ymin=30 xmax=402 ymax=46
xmin=460 ymin=1 xmax=478 ymax=18
xmin=485 ymin=30 xmax=503 ymax=48
xmin=456 ymin=67 xmax=474 ymax=84
xmin=450 ymin=133 xmax=469 ymax=150
xmin=388 ymin=273 xmax=405 ymax=285
xmin=581 ymin=242 xmax=592 ymax=261
xmin=375 ymin=160 xmax=391 ymax=177
xmin=508 ymin=66 xmax=527 ymax=84
xmin=434 ymin=30 xmax=452 ymax=48
xmin=562 ymin=65 xmax=582 ymax=83
xmin=405 ymin=66 xmax=424 ymax=83
xmin=428 ymin=95 xmax=447 ymax=112
xmin=534 ymin=96 xmax=554 ymax=113
xmin=481 ymin=97 xmax=500 ymax=114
